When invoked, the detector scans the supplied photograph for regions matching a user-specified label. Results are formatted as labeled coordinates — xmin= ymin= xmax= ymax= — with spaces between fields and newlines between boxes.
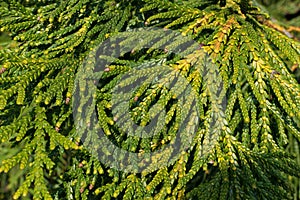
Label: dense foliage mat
xmin=0 ymin=0 xmax=300 ymax=199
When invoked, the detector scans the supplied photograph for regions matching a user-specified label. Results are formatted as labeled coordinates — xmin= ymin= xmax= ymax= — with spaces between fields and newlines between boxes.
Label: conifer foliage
xmin=0 ymin=0 xmax=300 ymax=199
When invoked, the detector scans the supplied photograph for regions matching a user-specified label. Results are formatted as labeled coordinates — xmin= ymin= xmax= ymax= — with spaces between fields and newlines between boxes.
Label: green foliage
xmin=255 ymin=0 xmax=300 ymax=30
xmin=0 ymin=0 xmax=300 ymax=199
xmin=254 ymin=0 xmax=300 ymax=83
